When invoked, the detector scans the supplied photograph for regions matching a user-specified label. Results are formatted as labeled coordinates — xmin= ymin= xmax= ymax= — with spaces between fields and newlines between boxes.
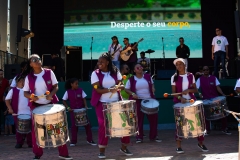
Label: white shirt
xmin=10 ymin=76 xmax=17 ymax=87
xmin=196 ymin=76 xmax=220 ymax=89
xmin=23 ymin=69 xmax=58 ymax=104
xmin=91 ymin=71 xmax=122 ymax=102
xmin=171 ymin=74 xmax=196 ymax=100
xmin=5 ymin=88 xmax=31 ymax=115
xmin=108 ymin=44 xmax=122 ymax=61
xmin=125 ymin=76 xmax=153 ymax=99
xmin=212 ymin=36 xmax=229 ymax=52
xmin=62 ymin=90 xmax=87 ymax=100
xmin=234 ymin=79 xmax=240 ymax=90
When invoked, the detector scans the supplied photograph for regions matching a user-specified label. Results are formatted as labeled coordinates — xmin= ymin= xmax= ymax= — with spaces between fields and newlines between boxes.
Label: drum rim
xmin=32 ymin=105 xmax=65 ymax=115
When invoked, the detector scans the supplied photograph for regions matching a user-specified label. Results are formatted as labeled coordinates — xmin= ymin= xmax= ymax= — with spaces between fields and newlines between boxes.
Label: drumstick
xmin=186 ymin=99 xmax=195 ymax=103
xmin=163 ymin=93 xmax=182 ymax=97
xmin=30 ymin=91 xmax=51 ymax=102
xmin=225 ymin=93 xmax=234 ymax=97
xmin=109 ymin=82 xmax=121 ymax=98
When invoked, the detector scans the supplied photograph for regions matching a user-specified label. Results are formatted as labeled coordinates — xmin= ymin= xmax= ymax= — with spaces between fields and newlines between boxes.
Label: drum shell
xmin=141 ymin=99 xmax=159 ymax=115
xmin=73 ymin=109 xmax=89 ymax=126
xmin=17 ymin=114 xmax=31 ymax=134
xmin=103 ymin=100 xmax=138 ymax=138
xmin=203 ymin=96 xmax=229 ymax=121
xmin=173 ymin=101 xmax=206 ymax=139
xmin=32 ymin=104 xmax=69 ymax=148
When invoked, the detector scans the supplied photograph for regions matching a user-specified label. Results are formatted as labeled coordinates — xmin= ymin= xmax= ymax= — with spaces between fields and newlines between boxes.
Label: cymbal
xmin=145 ymin=49 xmax=155 ymax=54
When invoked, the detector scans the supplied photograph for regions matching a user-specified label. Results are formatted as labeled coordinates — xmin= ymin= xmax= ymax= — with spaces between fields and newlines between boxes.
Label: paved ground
xmin=0 ymin=129 xmax=239 ymax=160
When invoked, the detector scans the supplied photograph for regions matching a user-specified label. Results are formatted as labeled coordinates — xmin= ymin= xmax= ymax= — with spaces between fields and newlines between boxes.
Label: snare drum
xmin=103 ymin=100 xmax=138 ymax=138
xmin=73 ymin=108 xmax=88 ymax=126
xmin=17 ymin=114 xmax=31 ymax=134
xmin=141 ymin=99 xmax=159 ymax=114
xmin=173 ymin=100 xmax=206 ymax=138
xmin=203 ymin=96 xmax=229 ymax=121
xmin=32 ymin=104 xmax=69 ymax=148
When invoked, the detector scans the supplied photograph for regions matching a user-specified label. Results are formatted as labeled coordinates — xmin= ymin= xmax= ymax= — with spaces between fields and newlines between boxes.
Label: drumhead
xmin=141 ymin=99 xmax=159 ymax=108
xmin=202 ymin=100 xmax=212 ymax=105
xmin=73 ymin=108 xmax=86 ymax=112
xmin=173 ymin=100 xmax=203 ymax=108
xmin=32 ymin=104 xmax=65 ymax=115
xmin=18 ymin=114 xmax=31 ymax=119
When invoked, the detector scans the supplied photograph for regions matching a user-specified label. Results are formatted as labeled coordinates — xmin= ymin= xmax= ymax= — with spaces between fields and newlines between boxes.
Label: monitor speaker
xmin=4 ymin=64 xmax=21 ymax=80
xmin=157 ymin=70 xmax=175 ymax=79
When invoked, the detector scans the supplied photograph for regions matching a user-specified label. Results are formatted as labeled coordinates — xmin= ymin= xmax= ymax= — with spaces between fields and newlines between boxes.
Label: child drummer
xmin=22 ymin=54 xmax=72 ymax=160
xmin=5 ymin=75 xmax=32 ymax=148
xmin=196 ymin=66 xmax=231 ymax=135
xmin=62 ymin=78 xmax=96 ymax=146
xmin=171 ymin=58 xmax=208 ymax=153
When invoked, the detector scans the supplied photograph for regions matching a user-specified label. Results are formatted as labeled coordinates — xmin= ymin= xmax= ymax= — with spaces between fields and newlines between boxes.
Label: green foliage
xmin=145 ymin=0 xmax=200 ymax=7
xmin=109 ymin=14 xmax=115 ymax=20
xmin=166 ymin=13 xmax=173 ymax=19
xmin=188 ymin=12 xmax=196 ymax=19
xmin=178 ymin=13 xmax=184 ymax=19
xmin=98 ymin=14 xmax=103 ymax=21
xmin=130 ymin=14 xmax=137 ymax=20
xmin=142 ymin=13 xmax=148 ymax=19
xmin=120 ymin=14 xmax=127 ymax=20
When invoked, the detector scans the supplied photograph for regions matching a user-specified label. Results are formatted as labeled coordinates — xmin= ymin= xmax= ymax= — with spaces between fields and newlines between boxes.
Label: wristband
xmin=67 ymin=107 xmax=70 ymax=110
xmin=178 ymin=96 xmax=181 ymax=100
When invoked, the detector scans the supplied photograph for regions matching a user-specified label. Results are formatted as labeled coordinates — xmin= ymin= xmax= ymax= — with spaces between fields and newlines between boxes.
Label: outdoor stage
xmin=56 ymin=78 xmax=239 ymax=128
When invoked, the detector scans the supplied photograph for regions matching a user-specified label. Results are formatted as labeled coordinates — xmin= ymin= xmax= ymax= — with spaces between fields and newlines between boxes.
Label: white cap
xmin=173 ymin=58 xmax=185 ymax=65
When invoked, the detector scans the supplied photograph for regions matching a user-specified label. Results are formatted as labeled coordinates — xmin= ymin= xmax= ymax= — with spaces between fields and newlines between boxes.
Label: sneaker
xmin=222 ymin=129 xmax=231 ymax=135
xmin=143 ymin=134 xmax=147 ymax=138
xmin=33 ymin=156 xmax=40 ymax=160
xmin=98 ymin=153 xmax=106 ymax=159
xmin=87 ymin=140 xmax=97 ymax=146
xmin=176 ymin=148 xmax=184 ymax=154
xmin=155 ymin=137 xmax=162 ymax=143
xmin=198 ymin=144 xmax=209 ymax=152
xmin=69 ymin=143 xmax=76 ymax=147
xmin=205 ymin=131 xmax=210 ymax=136
xmin=15 ymin=144 xmax=22 ymax=149
xmin=58 ymin=155 xmax=73 ymax=160
xmin=136 ymin=139 xmax=142 ymax=143
xmin=120 ymin=148 xmax=133 ymax=156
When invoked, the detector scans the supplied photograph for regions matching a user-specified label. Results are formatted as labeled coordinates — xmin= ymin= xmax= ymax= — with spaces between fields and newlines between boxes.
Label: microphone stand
xmin=162 ymin=37 xmax=165 ymax=69
xmin=89 ymin=37 xmax=93 ymax=81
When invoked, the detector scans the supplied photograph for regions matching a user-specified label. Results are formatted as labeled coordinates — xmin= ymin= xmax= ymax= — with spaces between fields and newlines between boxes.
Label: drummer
xmin=22 ymin=54 xmax=72 ymax=160
xmin=171 ymin=58 xmax=208 ymax=153
xmin=196 ymin=66 xmax=231 ymax=135
xmin=5 ymin=75 xmax=32 ymax=148
xmin=125 ymin=63 xmax=161 ymax=143
xmin=62 ymin=78 xmax=96 ymax=146
xmin=91 ymin=52 xmax=133 ymax=159
xmin=120 ymin=64 xmax=132 ymax=100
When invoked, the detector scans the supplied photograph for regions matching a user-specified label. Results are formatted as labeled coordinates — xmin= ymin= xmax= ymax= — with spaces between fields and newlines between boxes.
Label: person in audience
xmin=120 ymin=64 xmax=132 ymax=100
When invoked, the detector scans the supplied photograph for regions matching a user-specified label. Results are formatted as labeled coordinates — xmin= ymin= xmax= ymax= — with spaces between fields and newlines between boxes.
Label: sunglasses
xmin=31 ymin=58 xmax=41 ymax=63
xmin=136 ymin=67 xmax=143 ymax=70
xmin=203 ymin=69 xmax=209 ymax=71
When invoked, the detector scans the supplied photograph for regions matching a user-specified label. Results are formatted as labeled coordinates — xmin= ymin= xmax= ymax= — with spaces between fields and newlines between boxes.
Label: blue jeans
xmin=5 ymin=115 xmax=14 ymax=125
xmin=214 ymin=51 xmax=226 ymax=78
xmin=112 ymin=61 xmax=120 ymax=70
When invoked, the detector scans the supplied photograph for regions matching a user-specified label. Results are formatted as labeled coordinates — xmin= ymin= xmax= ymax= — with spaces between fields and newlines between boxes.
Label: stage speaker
xmin=65 ymin=46 xmax=82 ymax=80
xmin=235 ymin=11 xmax=240 ymax=38
xmin=4 ymin=64 xmax=21 ymax=80
xmin=157 ymin=70 xmax=175 ymax=79
xmin=42 ymin=54 xmax=52 ymax=67
xmin=17 ymin=15 xmax=23 ymax=42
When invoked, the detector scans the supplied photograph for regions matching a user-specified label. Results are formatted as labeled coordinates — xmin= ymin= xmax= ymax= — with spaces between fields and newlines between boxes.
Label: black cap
xmin=111 ymin=36 xmax=118 ymax=40
xmin=140 ymin=51 xmax=145 ymax=54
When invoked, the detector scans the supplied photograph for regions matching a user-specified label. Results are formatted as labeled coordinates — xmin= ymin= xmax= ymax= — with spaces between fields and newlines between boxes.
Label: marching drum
xmin=17 ymin=114 xmax=31 ymax=134
xmin=173 ymin=100 xmax=206 ymax=138
xmin=103 ymin=100 xmax=138 ymax=138
xmin=32 ymin=104 xmax=69 ymax=148
xmin=73 ymin=108 xmax=89 ymax=126
xmin=203 ymin=96 xmax=229 ymax=121
xmin=141 ymin=99 xmax=159 ymax=114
